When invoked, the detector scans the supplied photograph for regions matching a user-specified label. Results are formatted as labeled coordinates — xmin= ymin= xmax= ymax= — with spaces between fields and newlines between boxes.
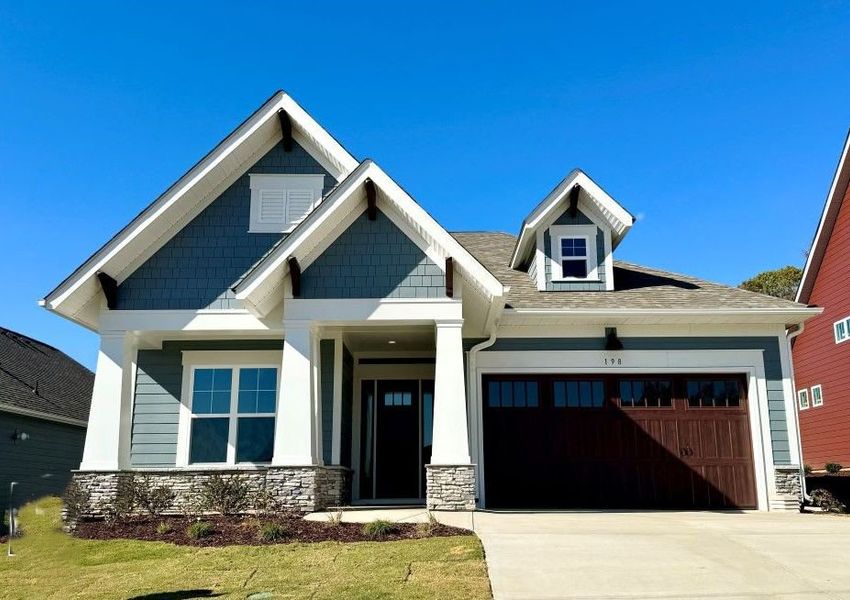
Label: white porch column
xmin=273 ymin=322 xmax=319 ymax=465
xmin=430 ymin=319 xmax=472 ymax=465
xmin=80 ymin=331 xmax=136 ymax=471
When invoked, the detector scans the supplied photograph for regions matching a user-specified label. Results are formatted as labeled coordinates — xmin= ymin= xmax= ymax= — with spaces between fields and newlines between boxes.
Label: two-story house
xmin=42 ymin=92 xmax=818 ymax=514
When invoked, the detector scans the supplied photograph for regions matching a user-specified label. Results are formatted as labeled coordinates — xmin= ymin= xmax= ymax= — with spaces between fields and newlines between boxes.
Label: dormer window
xmin=559 ymin=237 xmax=589 ymax=278
xmin=249 ymin=174 xmax=325 ymax=233
xmin=550 ymin=224 xmax=599 ymax=281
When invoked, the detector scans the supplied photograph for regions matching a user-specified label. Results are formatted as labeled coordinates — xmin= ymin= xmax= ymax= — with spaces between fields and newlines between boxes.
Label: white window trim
xmin=549 ymin=224 xmax=600 ymax=282
xmin=811 ymin=384 xmax=824 ymax=407
xmin=798 ymin=388 xmax=810 ymax=410
xmin=248 ymin=173 xmax=325 ymax=234
xmin=834 ymin=317 xmax=850 ymax=344
xmin=176 ymin=350 xmax=282 ymax=468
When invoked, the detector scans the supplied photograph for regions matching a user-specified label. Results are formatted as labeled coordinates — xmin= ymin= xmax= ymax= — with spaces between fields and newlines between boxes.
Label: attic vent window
xmin=249 ymin=174 xmax=324 ymax=234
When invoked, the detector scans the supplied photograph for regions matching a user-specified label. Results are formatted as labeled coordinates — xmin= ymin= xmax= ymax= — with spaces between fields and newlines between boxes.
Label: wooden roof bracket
xmin=568 ymin=184 xmax=581 ymax=218
xmin=96 ymin=271 xmax=118 ymax=310
xmin=288 ymin=257 xmax=301 ymax=297
xmin=278 ymin=109 xmax=293 ymax=152
xmin=365 ymin=178 xmax=377 ymax=220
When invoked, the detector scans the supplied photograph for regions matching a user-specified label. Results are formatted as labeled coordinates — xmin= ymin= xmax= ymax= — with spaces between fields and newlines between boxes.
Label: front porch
xmin=72 ymin=302 xmax=478 ymax=515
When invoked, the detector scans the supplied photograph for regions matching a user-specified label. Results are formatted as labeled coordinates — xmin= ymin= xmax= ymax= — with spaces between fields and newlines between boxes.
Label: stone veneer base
xmin=774 ymin=466 xmax=803 ymax=499
xmin=68 ymin=466 xmax=350 ymax=519
xmin=426 ymin=464 xmax=476 ymax=511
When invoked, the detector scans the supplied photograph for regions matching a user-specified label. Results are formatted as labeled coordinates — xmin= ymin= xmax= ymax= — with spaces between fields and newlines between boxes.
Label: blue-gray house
xmin=41 ymin=91 xmax=818 ymax=515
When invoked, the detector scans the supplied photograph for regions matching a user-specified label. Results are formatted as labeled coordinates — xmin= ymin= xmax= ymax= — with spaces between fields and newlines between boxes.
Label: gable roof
xmin=0 ymin=327 xmax=93 ymax=426
xmin=456 ymin=231 xmax=817 ymax=323
xmin=233 ymin=160 xmax=504 ymax=314
xmin=796 ymin=129 xmax=850 ymax=304
xmin=41 ymin=91 xmax=359 ymax=330
xmin=510 ymin=169 xmax=635 ymax=269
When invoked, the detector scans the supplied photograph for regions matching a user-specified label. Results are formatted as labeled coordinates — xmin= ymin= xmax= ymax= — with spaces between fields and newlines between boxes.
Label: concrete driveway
xmin=472 ymin=510 xmax=850 ymax=600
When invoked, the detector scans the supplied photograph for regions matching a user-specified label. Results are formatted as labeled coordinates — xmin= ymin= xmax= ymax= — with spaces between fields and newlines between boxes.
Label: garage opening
xmin=482 ymin=374 xmax=757 ymax=510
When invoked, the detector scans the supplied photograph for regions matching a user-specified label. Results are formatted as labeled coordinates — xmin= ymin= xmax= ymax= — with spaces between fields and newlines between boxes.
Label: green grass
xmin=0 ymin=498 xmax=491 ymax=600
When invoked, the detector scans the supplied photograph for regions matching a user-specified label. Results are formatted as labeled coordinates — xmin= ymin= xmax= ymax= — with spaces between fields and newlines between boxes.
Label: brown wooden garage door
xmin=482 ymin=374 xmax=757 ymax=510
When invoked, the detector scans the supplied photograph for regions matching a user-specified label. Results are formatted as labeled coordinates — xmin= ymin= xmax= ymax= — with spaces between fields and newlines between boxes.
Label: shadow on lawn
xmin=127 ymin=591 xmax=223 ymax=600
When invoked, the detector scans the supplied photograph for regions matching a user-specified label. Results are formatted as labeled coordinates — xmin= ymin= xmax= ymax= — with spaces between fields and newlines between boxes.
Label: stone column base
xmin=772 ymin=466 xmax=803 ymax=511
xmin=426 ymin=464 xmax=476 ymax=510
xmin=66 ymin=466 xmax=351 ymax=519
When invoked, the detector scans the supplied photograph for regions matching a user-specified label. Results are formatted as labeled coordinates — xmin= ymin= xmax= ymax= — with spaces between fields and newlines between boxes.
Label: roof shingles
xmin=452 ymin=231 xmax=807 ymax=311
xmin=0 ymin=327 xmax=93 ymax=423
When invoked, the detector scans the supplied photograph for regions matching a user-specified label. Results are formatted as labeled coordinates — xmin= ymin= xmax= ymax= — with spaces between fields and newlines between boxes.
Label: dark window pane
xmin=238 ymin=390 xmax=256 ymax=413
xmin=213 ymin=369 xmax=232 ymax=391
xmin=619 ymin=381 xmax=632 ymax=406
xmin=579 ymin=381 xmax=592 ymax=407
xmin=514 ymin=382 xmax=526 ymax=407
xmin=239 ymin=368 xmax=259 ymax=390
xmin=501 ymin=382 xmax=513 ymax=407
xmin=257 ymin=390 xmax=276 ymax=413
xmin=236 ymin=417 xmax=274 ymax=463
xmin=488 ymin=381 xmax=500 ymax=407
xmin=212 ymin=391 xmax=231 ymax=413
xmin=527 ymin=382 xmax=539 ymax=407
xmin=566 ymin=381 xmax=579 ymax=407
xmin=189 ymin=418 xmax=229 ymax=463
xmin=194 ymin=369 xmax=214 ymax=391
xmin=561 ymin=260 xmax=588 ymax=278
xmin=592 ymin=381 xmax=605 ymax=407
xmin=257 ymin=368 xmax=277 ymax=390
xmin=193 ymin=390 xmax=212 ymax=414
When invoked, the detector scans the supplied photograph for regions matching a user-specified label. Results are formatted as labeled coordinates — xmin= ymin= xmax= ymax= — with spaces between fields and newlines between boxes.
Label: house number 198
xmin=603 ymin=356 xmax=622 ymax=366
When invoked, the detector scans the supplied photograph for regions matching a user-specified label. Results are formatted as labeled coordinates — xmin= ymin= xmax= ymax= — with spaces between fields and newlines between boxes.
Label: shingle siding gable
xmin=116 ymin=140 xmax=335 ymax=310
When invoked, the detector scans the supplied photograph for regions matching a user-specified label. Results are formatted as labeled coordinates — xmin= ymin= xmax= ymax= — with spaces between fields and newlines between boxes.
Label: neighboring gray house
xmin=0 ymin=327 xmax=93 ymax=523
xmin=42 ymin=91 xmax=819 ymax=516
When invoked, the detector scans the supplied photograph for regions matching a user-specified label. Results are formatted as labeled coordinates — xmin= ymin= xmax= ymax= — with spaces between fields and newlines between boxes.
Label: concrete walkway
xmin=473 ymin=510 xmax=850 ymax=600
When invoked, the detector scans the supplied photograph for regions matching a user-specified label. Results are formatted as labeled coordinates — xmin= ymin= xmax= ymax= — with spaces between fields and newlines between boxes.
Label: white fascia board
xmin=796 ymin=129 xmax=850 ymax=304
xmin=235 ymin=161 xmax=504 ymax=310
xmin=0 ymin=403 xmax=88 ymax=428
xmin=42 ymin=91 xmax=358 ymax=325
xmin=98 ymin=309 xmax=282 ymax=333
xmin=502 ymin=306 xmax=823 ymax=326
xmin=510 ymin=170 xmax=634 ymax=269
xmin=284 ymin=297 xmax=463 ymax=324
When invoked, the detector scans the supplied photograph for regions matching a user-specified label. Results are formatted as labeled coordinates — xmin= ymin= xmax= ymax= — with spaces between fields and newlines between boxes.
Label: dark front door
xmin=374 ymin=380 xmax=421 ymax=499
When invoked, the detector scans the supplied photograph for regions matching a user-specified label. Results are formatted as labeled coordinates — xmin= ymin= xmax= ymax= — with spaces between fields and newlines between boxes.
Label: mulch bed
xmin=73 ymin=514 xmax=471 ymax=547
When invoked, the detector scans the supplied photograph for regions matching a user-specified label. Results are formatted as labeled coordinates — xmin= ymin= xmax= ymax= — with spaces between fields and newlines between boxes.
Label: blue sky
xmin=2 ymin=2 xmax=849 ymax=369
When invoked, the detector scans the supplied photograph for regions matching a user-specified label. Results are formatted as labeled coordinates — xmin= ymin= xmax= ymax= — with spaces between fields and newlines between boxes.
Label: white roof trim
xmin=504 ymin=306 xmax=822 ymax=326
xmin=41 ymin=91 xmax=358 ymax=328
xmin=234 ymin=160 xmax=504 ymax=313
xmin=796 ymin=130 xmax=850 ymax=304
xmin=510 ymin=169 xmax=634 ymax=269
xmin=0 ymin=402 xmax=88 ymax=427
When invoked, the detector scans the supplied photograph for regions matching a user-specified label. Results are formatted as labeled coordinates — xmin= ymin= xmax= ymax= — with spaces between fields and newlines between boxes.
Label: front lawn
xmin=0 ymin=498 xmax=491 ymax=600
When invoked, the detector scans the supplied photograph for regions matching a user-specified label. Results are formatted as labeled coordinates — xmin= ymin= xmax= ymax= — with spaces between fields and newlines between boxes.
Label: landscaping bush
xmin=825 ymin=463 xmax=843 ymax=474
xmin=810 ymin=488 xmax=847 ymax=513
xmin=187 ymin=520 xmax=215 ymax=539
xmin=257 ymin=521 xmax=290 ymax=542
xmin=251 ymin=488 xmax=282 ymax=516
xmin=362 ymin=519 xmax=396 ymax=540
xmin=133 ymin=476 xmax=176 ymax=517
xmin=156 ymin=521 xmax=172 ymax=535
xmin=326 ymin=510 xmax=343 ymax=527
xmin=62 ymin=480 xmax=91 ymax=523
xmin=416 ymin=512 xmax=440 ymax=538
xmin=195 ymin=474 xmax=249 ymax=515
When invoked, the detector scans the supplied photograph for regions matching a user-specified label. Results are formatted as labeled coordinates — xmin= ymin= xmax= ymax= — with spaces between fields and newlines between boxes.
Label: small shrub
xmin=251 ymin=488 xmax=282 ymax=516
xmin=810 ymin=488 xmax=847 ymax=513
xmin=133 ymin=476 xmax=176 ymax=517
xmin=804 ymin=464 xmax=813 ymax=475
xmin=415 ymin=512 xmax=440 ymax=538
xmin=187 ymin=520 xmax=215 ymax=539
xmin=825 ymin=463 xmax=843 ymax=474
xmin=257 ymin=521 xmax=290 ymax=542
xmin=196 ymin=474 xmax=249 ymax=515
xmin=326 ymin=510 xmax=343 ymax=527
xmin=156 ymin=521 xmax=172 ymax=535
xmin=362 ymin=519 xmax=396 ymax=540
xmin=62 ymin=480 xmax=91 ymax=523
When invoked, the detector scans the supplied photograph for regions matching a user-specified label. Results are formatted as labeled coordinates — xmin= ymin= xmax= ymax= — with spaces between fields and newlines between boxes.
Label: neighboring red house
xmin=794 ymin=131 xmax=850 ymax=471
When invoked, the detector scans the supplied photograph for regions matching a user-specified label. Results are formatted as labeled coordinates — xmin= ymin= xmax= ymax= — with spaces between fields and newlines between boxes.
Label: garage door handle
xmin=680 ymin=446 xmax=694 ymax=457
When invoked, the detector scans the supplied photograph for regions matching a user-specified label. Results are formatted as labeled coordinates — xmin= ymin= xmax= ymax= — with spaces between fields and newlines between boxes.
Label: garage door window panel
xmin=553 ymin=379 xmax=605 ymax=408
xmin=618 ymin=379 xmax=673 ymax=408
xmin=687 ymin=379 xmax=742 ymax=408
xmin=487 ymin=379 xmax=539 ymax=408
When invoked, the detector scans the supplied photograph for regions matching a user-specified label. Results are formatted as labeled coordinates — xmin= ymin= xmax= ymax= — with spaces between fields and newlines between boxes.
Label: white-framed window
xmin=248 ymin=174 xmax=325 ymax=233
xmin=549 ymin=224 xmax=599 ymax=281
xmin=176 ymin=351 xmax=282 ymax=467
xmin=798 ymin=388 xmax=810 ymax=410
xmin=834 ymin=317 xmax=850 ymax=343
xmin=811 ymin=384 xmax=824 ymax=407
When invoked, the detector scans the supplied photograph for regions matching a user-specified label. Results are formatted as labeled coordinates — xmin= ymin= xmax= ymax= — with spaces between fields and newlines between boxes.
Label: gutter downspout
xmin=786 ymin=323 xmax=810 ymax=504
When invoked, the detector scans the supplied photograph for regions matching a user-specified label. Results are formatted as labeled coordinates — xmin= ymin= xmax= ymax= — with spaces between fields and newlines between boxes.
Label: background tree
xmin=739 ymin=266 xmax=803 ymax=301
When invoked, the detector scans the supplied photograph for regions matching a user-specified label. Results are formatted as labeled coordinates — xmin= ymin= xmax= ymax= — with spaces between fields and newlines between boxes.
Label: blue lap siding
xmin=116 ymin=140 xmax=335 ymax=310
xmin=475 ymin=336 xmax=792 ymax=464
xmin=130 ymin=340 xmax=284 ymax=467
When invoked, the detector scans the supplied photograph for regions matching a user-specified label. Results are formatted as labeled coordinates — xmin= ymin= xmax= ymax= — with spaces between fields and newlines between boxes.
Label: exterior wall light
xmin=10 ymin=429 xmax=29 ymax=443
